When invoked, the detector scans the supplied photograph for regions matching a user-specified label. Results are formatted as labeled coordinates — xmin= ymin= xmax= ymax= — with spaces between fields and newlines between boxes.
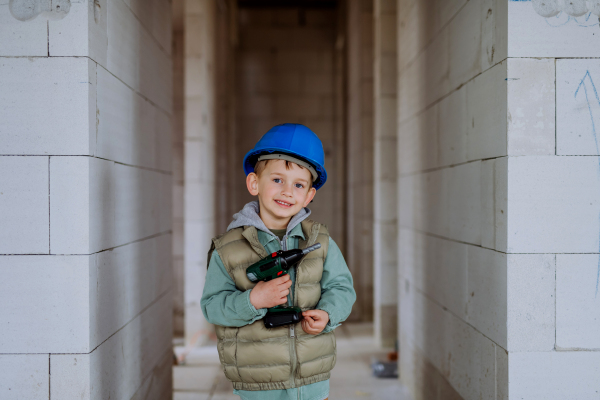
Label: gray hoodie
xmin=227 ymin=201 xmax=311 ymax=240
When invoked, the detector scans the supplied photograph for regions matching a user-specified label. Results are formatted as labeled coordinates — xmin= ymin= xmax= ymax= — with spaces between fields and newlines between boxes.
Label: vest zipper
xmin=282 ymin=234 xmax=298 ymax=388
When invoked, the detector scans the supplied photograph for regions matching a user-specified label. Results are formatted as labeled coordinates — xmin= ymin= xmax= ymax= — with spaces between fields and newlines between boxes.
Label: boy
xmin=201 ymin=123 xmax=356 ymax=400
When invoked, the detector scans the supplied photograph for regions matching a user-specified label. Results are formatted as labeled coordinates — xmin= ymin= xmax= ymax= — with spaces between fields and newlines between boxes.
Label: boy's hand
xmin=249 ymin=274 xmax=292 ymax=309
xmin=301 ymin=310 xmax=329 ymax=335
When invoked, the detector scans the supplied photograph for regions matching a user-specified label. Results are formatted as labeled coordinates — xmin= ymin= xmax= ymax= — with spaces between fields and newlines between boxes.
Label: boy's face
xmin=246 ymin=159 xmax=317 ymax=229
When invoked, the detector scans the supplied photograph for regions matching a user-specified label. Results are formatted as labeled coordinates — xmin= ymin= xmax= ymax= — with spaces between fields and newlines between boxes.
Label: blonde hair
xmin=254 ymin=160 xmax=313 ymax=188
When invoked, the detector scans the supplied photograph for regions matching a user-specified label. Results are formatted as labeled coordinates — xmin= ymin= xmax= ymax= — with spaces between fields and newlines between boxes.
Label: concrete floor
xmin=173 ymin=323 xmax=412 ymax=400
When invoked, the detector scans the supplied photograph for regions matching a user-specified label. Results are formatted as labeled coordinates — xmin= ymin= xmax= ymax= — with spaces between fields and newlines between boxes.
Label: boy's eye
xmin=295 ymin=183 xmax=304 ymax=189
xmin=273 ymin=178 xmax=282 ymax=183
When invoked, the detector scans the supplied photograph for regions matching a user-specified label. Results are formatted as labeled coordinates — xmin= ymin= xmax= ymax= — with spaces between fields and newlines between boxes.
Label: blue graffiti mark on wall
xmin=575 ymin=71 xmax=600 ymax=298
xmin=546 ymin=12 xmax=598 ymax=27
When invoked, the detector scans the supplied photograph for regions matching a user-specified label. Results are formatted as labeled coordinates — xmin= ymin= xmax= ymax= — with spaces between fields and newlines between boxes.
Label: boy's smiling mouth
xmin=275 ymin=199 xmax=293 ymax=208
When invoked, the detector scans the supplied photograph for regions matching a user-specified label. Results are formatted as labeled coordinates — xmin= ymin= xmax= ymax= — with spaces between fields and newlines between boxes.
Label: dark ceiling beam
xmin=238 ymin=0 xmax=337 ymax=8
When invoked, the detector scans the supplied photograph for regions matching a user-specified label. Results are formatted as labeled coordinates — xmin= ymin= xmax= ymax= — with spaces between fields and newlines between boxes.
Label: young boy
xmin=201 ymin=123 xmax=356 ymax=400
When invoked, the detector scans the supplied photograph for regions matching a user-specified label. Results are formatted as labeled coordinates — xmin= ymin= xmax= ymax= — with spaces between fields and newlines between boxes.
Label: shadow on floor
xmin=173 ymin=323 xmax=412 ymax=400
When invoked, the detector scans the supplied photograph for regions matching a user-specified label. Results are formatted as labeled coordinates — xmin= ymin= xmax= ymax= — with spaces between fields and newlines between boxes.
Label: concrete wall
xmin=373 ymin=0 xmax=398 ymax=347
xmin=0 ymin=0 xmax=173 ymax=398
xmin=396 ymin=0 xmax=509 ymax=398
xmin=398 ymin=0 xmax=600 ymax=398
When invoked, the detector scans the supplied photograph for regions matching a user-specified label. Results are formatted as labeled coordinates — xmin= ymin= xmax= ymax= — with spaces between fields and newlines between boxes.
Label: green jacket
xmin=201 ymin=203 xmax=356 ymax=399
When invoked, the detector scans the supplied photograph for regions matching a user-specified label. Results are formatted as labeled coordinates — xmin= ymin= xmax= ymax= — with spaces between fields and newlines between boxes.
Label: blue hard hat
xmin=243 ymin=123 xmax=327 ymax=190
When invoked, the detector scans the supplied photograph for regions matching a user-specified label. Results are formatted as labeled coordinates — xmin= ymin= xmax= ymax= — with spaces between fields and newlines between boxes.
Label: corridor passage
xmin=173 ymin=323 xmax=411 ymax=400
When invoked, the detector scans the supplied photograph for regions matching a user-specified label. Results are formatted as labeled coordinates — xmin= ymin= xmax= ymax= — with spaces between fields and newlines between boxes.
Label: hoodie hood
xmin=227 ymin=201 xmax=311 ymax=238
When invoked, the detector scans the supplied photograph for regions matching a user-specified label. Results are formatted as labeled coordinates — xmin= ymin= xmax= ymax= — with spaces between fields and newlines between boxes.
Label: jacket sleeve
xmin=316 ymin=237 xmax=357 ymax=333
xmin=201 ymin=249 xmax=267 ymax=327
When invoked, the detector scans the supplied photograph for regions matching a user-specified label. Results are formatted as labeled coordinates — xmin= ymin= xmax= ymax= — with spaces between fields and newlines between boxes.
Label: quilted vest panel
xmin=211 ymin=219 xmax=336 ymax=391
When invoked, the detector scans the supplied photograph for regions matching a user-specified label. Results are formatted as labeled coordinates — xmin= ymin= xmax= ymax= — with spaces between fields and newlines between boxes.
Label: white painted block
xmin=496 ymin=345 xmax=508 ymax=400
xmin=507 ymin=254 xmax=555 ymax=352
xmin=507 ymin=156 xmax=600 ymax=253
xmin=508 ymin=2 xmax=600 ymax=58
xmin=466 ymin=61 xmax=507 ymax=161
xmin=0 ymin=354 xmax=48 ymax=399
xmin=0 ymin=255 xmax=90 ymax=353
xmin=49 ymin=0 xmax=108 ymax=67
xmin=467 ymin=246 xmax=507 ymax=348
xmin=51 ymin=355 xmax=90 ymax=400
xmin=438 ymin=86 xmax=467 ymax=167
xmin=0 ymin=156 xmax=48 ymax=254
xmin=106 ymin=0 xmax=172 ymax=113
xmin=557 ymin=59 xmax=600 ymax=155
xmin=0 ymin=5 xmax=47 ymax=56
xmin=481 ymin=0 xmax=508 ymax=71
xmin=59 ymin=292 xmax=171 ymax=400
xmin=91 ymin=234 xmax=171 ymax=348
xmin=120 ymin=0 xmax=172 ymax=55
xmin=97 ymin=66 xmax=159 ymax=169
xmin=50 ymin=156 xmax=91 ymax=254
xmin=556 ymin=254 xmax=600 ymax=349
xmin=480 ymin=159 xmax=495 ymax=249
xmin=398 ymin=105 xmax=438 ymax=173
xmin=0 ymin=57 xmax=95 ymax=155
xmin=446 ymin=161 xmax=482 ymax=244
xmin=509 ymin=351 xmax=600 ymax=398
xmin=398 ymin=54 xmax=427 ymax=122
xmin=374 ymin=179 xmax=397 ymax=222
xmin=494 ymin=156 xmax=508 ymax=252
xmin=507 ymin=58 xmax=555 ymax=155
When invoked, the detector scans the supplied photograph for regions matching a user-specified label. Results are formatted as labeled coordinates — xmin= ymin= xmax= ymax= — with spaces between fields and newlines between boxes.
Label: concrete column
xmin=373 ymin=0 xmax=397 ymax=348
xmin=346 ymin=0 xmax=375 ymax=322
xmin=183 ymin=0 xmax=217 ymax=347
xmin=0 ymin=0 xmax=174 ymax=398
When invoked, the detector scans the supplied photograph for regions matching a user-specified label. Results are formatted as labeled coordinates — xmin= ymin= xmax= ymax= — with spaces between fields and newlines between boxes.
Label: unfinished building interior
xmin=2 ymin=0 xmax=600 ymax=399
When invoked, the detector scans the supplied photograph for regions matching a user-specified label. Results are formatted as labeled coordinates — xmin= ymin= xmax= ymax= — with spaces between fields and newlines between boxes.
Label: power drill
xmin=246 ymin=243 xmax=322 ymax=328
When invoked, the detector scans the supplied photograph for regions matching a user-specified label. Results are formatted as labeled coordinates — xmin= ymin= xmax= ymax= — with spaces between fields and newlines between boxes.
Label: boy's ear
xmin=303 ymin=187 xmax=316 ymax=207
xmin=246 ymin=173 xmax=259 ymax=196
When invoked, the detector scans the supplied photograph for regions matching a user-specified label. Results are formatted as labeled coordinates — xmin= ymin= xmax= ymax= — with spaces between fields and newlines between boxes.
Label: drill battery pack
xmin=264 ymin=306 xmax=302 ymax=329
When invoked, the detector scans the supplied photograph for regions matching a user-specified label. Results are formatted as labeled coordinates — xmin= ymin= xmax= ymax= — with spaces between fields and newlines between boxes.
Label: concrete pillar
xmin=397 ymin=0 xmax=600 ymax=398
xmin=183 ymin=0 xmax=217 ymax=347
xmin=373 ymin=0 xmax=397 ymax=348
xmin=0 ymin=0 xmax=174 ymax=398
xmin=346 ymin=0 xmax=375 ymax=322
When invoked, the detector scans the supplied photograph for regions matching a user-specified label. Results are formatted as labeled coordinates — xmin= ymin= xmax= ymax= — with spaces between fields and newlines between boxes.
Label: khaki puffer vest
xmin=210 ymin=219 xmax=336 ymax=391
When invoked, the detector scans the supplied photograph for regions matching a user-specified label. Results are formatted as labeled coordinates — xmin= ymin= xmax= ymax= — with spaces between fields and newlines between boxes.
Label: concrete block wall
xmin=373 ymin=0 xmax=398 ymax=347
xmin=0 ymin=1 xmax=173 ymax=398
xmin=397 ymin=0 xmax=510 ymax=398
xmin=398 ymin=0 xmax=600 ymax=398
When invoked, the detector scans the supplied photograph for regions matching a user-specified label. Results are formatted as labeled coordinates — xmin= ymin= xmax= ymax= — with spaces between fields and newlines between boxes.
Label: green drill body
xmin=246 ymin=243 xmax=321 ymax=328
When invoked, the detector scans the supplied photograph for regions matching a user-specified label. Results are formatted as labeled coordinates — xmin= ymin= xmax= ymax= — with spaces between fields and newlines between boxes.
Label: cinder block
xmin=97 ymin=65 xmax=167 ymax=169
xmin=494 ymin=156 xmax=508 ymax=252
xmin=507 ymin=156 xmax=600 ymax=253
xmin=377 ymin=14 xmax=397 ymax=54
xmin=0 ymin=255 xmax=90 ymax=353
xmin=275 ymin=95 xmax=321 ymax=118
xmin=481 ymin=0 xmax=508 ymax=71
xmin=301 ymin=73 xmax=333 ymax=95
xmin=376 ymin=54 xmax=397 ymax=97
xmin=508 ymin=2 xmax=600 ymax=58
xmin=398 ymin=54 xmax=426 ymax=122
xmin=0 ymin=355 xmax=49 ymax=399
xmin=423 ymin=28 xmax=450 ymax=107
xmin=507 ymin=254 xmax=555 ymax=352
xmin=0 ymin=57 xmax=95 ymax=155
xmin=0 ymin=157 xmax=48 ymax=254
xmin=58 ymin=292 xmax=172 ymax=400
xmin=438 ymin=86 xmax=467 ymax=167
xmin=467 ymin=246 xmax=507 ymax=348
xmin=557 ymin=59 xmax=600 ymax=156
xmin=49 ymin=0 xmax=108 ymax=66
xmin=51 ymin=355 xmax=90 ymax=400
xmin=507 ymin=58 xmax=555 ymax=155
xmin=556 ymin=254 xmax=600 ymax=349
xmin=91 ymin=235 xmax=171 ymax=348
xmin=446 ymin=161 xmax=481 ymax=245
xmin=466 ymin=61 xmax=507 ymax=161
xmin=496 ymin=345 xmax=508 ymax=400
xmin=480 ymin=159 xmax=495 ymax=249
xmin=509 ymin=351 xmax=600 ymax=398
xmin=0 ymin=5 xmax=48 ymax=56
xmin=106 ymin=0 xmax=172 ymax=113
